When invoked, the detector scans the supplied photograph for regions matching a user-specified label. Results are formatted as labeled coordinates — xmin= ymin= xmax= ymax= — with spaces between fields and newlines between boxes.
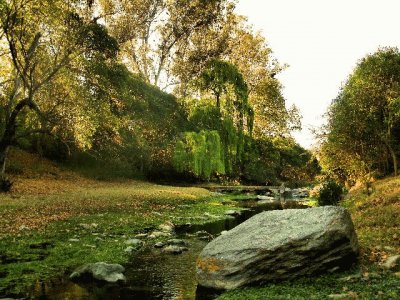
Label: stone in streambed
xmin=158 ymin=221 xmax=175 ymax=233
xmin=163 ymin=245 xmax=183 ymax=254
xmin=70 ymin=262 xmax=126 ymax=283
xmin=166 ymin=239 xmax=188 ymax=246
xmin=154 ymin=242 xmax=166 ymax=248
xmin=382 ymin=255 xmax=400 ymax=270
xmin=148 ymin=231 xmax=171 ymax=238
xmin=125 ymin=238 xmax=143 ymax=247
xmin=196 ymin=206 xmax=359 ymax=290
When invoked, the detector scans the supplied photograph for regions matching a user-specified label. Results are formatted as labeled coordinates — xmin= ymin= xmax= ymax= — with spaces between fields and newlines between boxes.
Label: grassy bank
xmin=217 ymin=177 xmax=400 ymax=300
xmin=0 ymin=152 xmax=238 ymax=298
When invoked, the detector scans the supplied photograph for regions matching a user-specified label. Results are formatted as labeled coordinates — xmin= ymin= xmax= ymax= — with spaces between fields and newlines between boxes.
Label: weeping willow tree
xmin=195 ymin=59 xmax=252 ymax=175
xmin=173 ymin=130 xmax=225 ymax=180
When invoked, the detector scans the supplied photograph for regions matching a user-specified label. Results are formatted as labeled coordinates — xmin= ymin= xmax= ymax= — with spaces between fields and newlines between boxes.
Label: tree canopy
xmin=0 ymin=0 xmax=311 ymax=187
xmin=319 ymin=47 xmax=400 ymax=183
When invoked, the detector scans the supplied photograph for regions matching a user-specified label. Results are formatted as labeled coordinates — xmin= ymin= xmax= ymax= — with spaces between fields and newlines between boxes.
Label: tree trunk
xmin=0 ymin=145 xmax=9 ymax=176
xmin=389 ymin=145 xmax=398 ymax=176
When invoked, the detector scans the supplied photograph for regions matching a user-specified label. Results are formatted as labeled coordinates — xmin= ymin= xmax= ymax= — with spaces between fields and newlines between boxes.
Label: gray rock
xmin=382 ymin=255 xmax=400 ymax=270
xmin=339 ymin=273 xmax=362 ymax=282
xmin=196 ymin=206 xmax=359 ymax=290
xmin=124 ymin=246 xmax=136 ymax=254
xmin=224 ymin=210 xmax=240 ymax=216
xmin=163 ymin=245 xmax=183 ymax=254
xmin=135 ymin=233 xmax=148 ymax=238
xmin=256 ymin=195 xmax=276 ymax=201
xmin=166 ymin=239 xmax=188 ymax=246
xmin=125 ymin=238 xmax=143 ymax=246
xmin=148 ymin=231 xmax=171 ymax=238
xmin=328 ymin=294 xmax=351 ymax=299
xmin=159 ymin=222 xmax=175 ymax=233
xmin=70 ymin=262 xmax=126 ymax=283
xmin=154 ymin=242 xmax=166 ymax=248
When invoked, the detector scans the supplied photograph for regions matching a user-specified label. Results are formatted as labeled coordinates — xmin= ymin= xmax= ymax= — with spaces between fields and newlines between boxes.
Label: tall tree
xmin=0 ymin=0 xmax=118 ymax=178
xmin=98 ymin=0 xmax=231 ymax=87
xmin=321 ymin=47 xmax=400 ymax=181
xmin=173 ymin=13 xmax=300 ymax=138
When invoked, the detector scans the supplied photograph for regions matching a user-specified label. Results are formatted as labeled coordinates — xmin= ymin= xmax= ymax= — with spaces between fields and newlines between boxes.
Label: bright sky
xmin=236 ymin=0 xmax=400 ymax=149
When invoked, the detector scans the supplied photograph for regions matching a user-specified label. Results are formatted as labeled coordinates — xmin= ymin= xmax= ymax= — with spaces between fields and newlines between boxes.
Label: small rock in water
xmin=70 ymin=262 xmax=126 ymax=283
xmin=159 ymin=221 xmax=175 ymax=233
xmin=224 ymin=210 xmax=240 ymax=216
xmin=162 ymin=245 xmax=183 ymax=254
xmin=328 ymin=294 xmax=351 ymax=299
xmin=258 ymin=199 xmax=278 ymax=205
xmin=166 ymin=239 xmax=188 ymax=246
xmin=154 ymin=242 xmax=166 ymax=248
xmin=124 ymin=246 xmax=136 ymax=254
xmin=339 ymin=274 xmax=362 ymax=282
xmin=135 ymin=233 xmax=148 ymax=238
xmin=148 ymin=231 xmax=171 ymax=238
xmin=382 ymin=255 xmax=400 ymax=270
xmin=125 ymin=239 xmax=143 ymax=247
xmin=256 ymin=195 xmax=275 ymax=201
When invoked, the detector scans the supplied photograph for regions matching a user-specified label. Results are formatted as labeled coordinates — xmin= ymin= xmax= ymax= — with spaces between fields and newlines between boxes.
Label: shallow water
xmin=33 ymin=199 xmax=308 ymax=300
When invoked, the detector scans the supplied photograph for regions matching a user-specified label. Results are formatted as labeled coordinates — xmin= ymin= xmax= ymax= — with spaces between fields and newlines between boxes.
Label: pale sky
xmin=236 ymin=0 xmax=400 ymax=148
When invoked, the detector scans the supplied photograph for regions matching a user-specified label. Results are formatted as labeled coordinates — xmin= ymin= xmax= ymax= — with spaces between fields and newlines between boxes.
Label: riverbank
xmin=1 ymin=151 xmax=399 ymax=299
xmin=0 ymin=152 xmax=240 ymax=298
xmin=217 ymin=177 xmax=400 ymax=300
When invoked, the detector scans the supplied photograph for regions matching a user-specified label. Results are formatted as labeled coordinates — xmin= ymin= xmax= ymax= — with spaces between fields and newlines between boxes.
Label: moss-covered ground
xmin=0 ymin=152 xmax=241 ymax=298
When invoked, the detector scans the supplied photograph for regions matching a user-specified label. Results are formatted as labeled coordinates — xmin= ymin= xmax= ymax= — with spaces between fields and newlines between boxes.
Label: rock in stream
xmin=196 ymin=206 xmax=359 ymax=290
xmin=70 ymin=262 xmax=126 ymax=283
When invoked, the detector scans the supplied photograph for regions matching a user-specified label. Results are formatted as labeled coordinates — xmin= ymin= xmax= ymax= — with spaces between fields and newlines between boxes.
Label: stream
xmin=33 ymin=189 xmax=309 ymax=300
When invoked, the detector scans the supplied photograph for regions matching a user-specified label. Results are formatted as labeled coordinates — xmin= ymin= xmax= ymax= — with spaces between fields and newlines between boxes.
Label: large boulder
xmin=196 ymin=206 xmax=359 ymax=290
xmin=70 ymin=262 xmax=126 ymax=283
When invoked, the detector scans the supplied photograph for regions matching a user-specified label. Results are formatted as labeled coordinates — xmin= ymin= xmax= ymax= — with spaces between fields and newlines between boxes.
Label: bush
xmin=0 ymin=175 xmax=12 ymax=192
xmin=318 ymin=180 xmax=343 ymax=206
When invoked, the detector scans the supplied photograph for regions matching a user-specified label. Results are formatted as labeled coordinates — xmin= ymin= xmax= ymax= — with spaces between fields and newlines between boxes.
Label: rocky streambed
xmin=31 ymin=195 xmax=308 ymax=300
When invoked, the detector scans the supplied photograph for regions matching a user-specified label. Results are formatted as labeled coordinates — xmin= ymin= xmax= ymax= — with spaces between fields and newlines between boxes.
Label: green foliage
xmin=321 ymin=47 xmax=400 ymax=182
xmin=173 ymin=130 xmax=225 ymax=180
xmin=188 ymin=103 xmax=222 ymax=131
xmin=317 ymin=180 xmax=343 ymax=206
xmin=198 ymin=59 xmax=248 ymax=104
xmin=241 ymin=137 xmax=280 ymax=184
xmin=273 ymin=137 xmax=317 ymax=183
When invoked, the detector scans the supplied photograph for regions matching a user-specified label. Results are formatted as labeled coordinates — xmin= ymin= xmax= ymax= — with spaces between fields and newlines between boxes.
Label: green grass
xmin=0 ymin=180 xmax=235 ymax=298
xmin=216 ymin=270 xmax=399 ymax=300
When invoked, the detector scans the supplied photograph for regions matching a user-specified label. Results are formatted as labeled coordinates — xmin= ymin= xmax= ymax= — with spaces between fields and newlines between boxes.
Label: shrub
xmin=0 ymin=175 xmax=12 ymax=192
xmin=318 ymin=180 xmax=343 ymax=206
